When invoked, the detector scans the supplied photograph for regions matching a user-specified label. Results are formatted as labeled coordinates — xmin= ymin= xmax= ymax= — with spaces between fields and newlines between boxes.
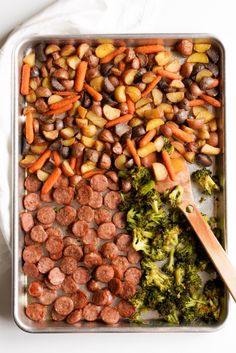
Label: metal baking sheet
xmin=12 ymin=34 xmax=227 ymax=333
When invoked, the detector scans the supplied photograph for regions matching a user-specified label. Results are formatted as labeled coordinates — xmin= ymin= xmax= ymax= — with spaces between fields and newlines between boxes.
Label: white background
xmin=0 ymin=0 xmax=236 ymax=352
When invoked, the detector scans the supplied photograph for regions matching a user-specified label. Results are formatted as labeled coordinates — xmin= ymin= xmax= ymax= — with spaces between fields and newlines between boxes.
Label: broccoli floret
xmin=132 ymin=227 xmax=152 ymax=255
xmin=141 ymin=259 xmax=172 ymax=292
xmin=175 ymin=264 xmax=185 ymax=289
xmin=162 ymin=248 xmax=175 ymax=274
xmin=175 ymin=233 xmax=197 ymax=264
xmin=184 ymin=265 xmax=202 ymax=295
xmin=163 ymin=136 xmax=174 ymax=155
xmin=157 ymin=299 xmax=179 ymax=325
xmin=130 ymin=287 xmax=148 ymax=310
xmin=145 ymin=288 xmax=166 ymax=309
xmin=168 ymin=185 xmax=184 ymax=207
xmin=148 ymin=234 xmax=169 ymax=261
xmin=119 ymin=166 xmax=152 ymax=191
xmin=163 ymin=225 xmax=181 ymax=249
xmin=192 ymin=168 xmax=220 ymax=195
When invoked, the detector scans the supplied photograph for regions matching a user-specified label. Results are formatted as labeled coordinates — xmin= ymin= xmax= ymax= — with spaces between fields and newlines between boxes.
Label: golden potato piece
xmin=193 ymin=43 xmax=211 ymax=53
xmin=166 ymin=92 xmax=185 ymax=103
xmin=95 ymin=44 xmax=115 ymax=58
xmin=187 ymin=53 xmax=209 ymax=63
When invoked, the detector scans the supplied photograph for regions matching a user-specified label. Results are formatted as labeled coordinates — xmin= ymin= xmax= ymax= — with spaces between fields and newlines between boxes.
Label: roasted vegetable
xmin=192 ymin=168 xmax=220 ymax=195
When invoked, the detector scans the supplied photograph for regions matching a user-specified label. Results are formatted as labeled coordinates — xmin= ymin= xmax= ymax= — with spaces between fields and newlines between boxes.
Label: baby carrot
xmin=157 ymin=69 xmax=181 ymax=80
xmin=162 ymin=150 xmax=176 ymax=181
xmin=100 ymin=47 xmax=126 ymax=64
xmin=51 ymin=91 xmax=77 ymax=96
xmin=20 ymin=63 xmax=31 ymax=95
xmin=105 ymin=114 xmax=133 ymax=128
xmin=75 ymin=153 xmax=84 ymax=175
xmin=141 ymin=75 xmax=161 ymax=97
xmin=25 ymin=111 xmax=34 ymax=144
xmin=135 ymin=45 xmax=165 ymax=54
xmin=126 ymin=96 xmax=135 ymax=114
xmin=84 ymin=82 xmax=103 ymax=101
xmin=29 ymin=150 xmax=51 ymax=173
xmin=49 ymin=95 xmax=79 ymax=110
xmin=41 ymin=167 xmax=62 ymax=194
xmin=200 ymin=94 xmax=221 ymax=108
xmin=45 ymin=103 xmax=73 ymax=116
xmin=82 ymin=169 xmax=106 ymax=179
xmin=52 ymin=151 xmax=61 ymax=167
xmin=188 ymin=99 xmax=205 ymax=107
xmin=69 ymin=157 xmax=76 ymax=170
xmin=167 ymin=124 xmax=195 ymax=143
xmin=139 ymin=129 xmax=156 ymax=147
xmin=74 ymin=61 xmax=88 ymax=92
xmin=126 ymin=138 xmax=141 ymax=167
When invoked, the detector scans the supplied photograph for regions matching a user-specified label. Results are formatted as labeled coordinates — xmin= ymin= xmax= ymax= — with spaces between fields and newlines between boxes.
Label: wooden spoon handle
xmin=180 ymin=201 xmax=236 ymax=302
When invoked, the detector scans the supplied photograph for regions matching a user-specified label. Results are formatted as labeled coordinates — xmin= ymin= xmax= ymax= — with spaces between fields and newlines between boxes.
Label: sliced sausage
xmin=72 ymin=220 xmax=90 ymax=238
xmin=94 ymin=208 xmax=112 ymax=225
xmin=87 ymin=279 xmax=100 ymax=292
xmin=46 ymin=226 xmax=62 ymax=238
xmin=77 ymin=205 xmax=94 ymax=222
xmin=124 ymin=267 xmax=142 ymax=285
xmin=44 ymin=277 xmax=61 ymax=291
xmin=37 ymin=206 xmax=56 ymax=225
xmin=30 ymin=225 xmax=48 ymax=243
xmin=23 ymin=262 xmax=39 ymax=278
xmin=127 ymin=246 xmax=142 ymax=264
xmin=46 ymin=235 xmax=63 ymax=254
xmin=40 ymin=190 xmax=53 ymax=202
xmin=111 ymin=256 xmax=129 ymax=279
xmin=83 ymin=243 xmax=97 ymax=255
xmin=95 ymin=265 xmax=114 ymax=283
xmin=56 ymin=206 xmax=76 ymax=226
xmin=39 ymin=288 xmax=57 ymax=305
xmin=113 ymin=212 xmax=126 ymax=229
xmin=63 ymin=236 xmax=78 ymax=247
xmin=53 ymin=186 xmax=74 ymax=205
xmin=26 ymin=303 xmax=46 ymax=322
xmin=76 ymin=184 xmax=93 ymax=205
xmin=81 ymin=229 xmax=98 ymax=245
xmin=54 ymin=296 xmax=74 ymax=316
xmin=107 ymin=178 xmax=119 ymax=191
xmin=83 ymin=252 xmax=102 ymax=268
xmin=97 ymin=222 xmax=116 ymax=240
xmin=70 ymin=289 xmax=88 ymax=309
xmin=108 ymin=278 xmax=122 ymax=295
xmin=25 ymin=174 xmax=42 ymax=193
xmin=116 ymin=233 xmax=131 ymax=252
xmin=48 ymin=267 xmax=65 ymax=285
xmin=59 ymin=256 xmax=78 ymax=275
xmin=72 ymin=267 xmax=90 ymax=284
xmin=120 ymin=281 xmax=137 ymax=300
xmin=88 ymin=191 xmax=103 ymax=209
xmin=37 ymin=256 xmax=55 ymax=274
xmin=100 ymin=306 xmax=120 ymax=324
xmin=92 ymin=288 xmax=113 ymax=306
xmin=83 ymin=303 xmax=101 ymax=322
xmin=63 ymin=244 xmax=83 ymax=261
xmin=61 ymin=275 xmax=79 ymax=294
xmin=101 ymin=242 xmax=119 ymax=260
xmin=66 ymin=309 xmax=83 ymax=324
xmin=54 ymin=174 xmax=69 ymax=189
xmin=50 ymin=251 xmax=63 ymax=261
xmin=104 ymin=191 xmax=121 ymax=209
xmin=24 ymin=233 xmax=36 ymax=246
xmin=28 ymin=281 xmax=43 ymax=297
xmin=51 ymin=308 xmax=66 ymax=321
xmin=117 ymin=300 xmax=136 ymax=318
xmin=23 ymin=193 xmax=41 ymax=211
xmin=90 ymin=174 xmax=108 ymax=192
xmin=23 ymin=244 xmax=42 ymax=263
xmin=20 ymin=212 xmax=34 ymax=232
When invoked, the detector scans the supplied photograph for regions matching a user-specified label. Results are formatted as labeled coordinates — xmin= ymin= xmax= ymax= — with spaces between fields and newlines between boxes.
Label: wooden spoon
xmin=156 ymin=160 xmax=236 ymax=302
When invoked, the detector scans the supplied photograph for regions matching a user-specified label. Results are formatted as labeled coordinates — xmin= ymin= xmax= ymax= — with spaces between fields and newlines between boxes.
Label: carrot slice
xmin=188 ymin=99 xmax=205 ymax=107
xmin=74 ymin=61 xmax=88 ymax=92
xmin=29 ymin=150 xmax=51 ymax=173
xmin=135 ymin=45 xmax=165 ymax=54
xmin=105 ymin=114 xmax=133 ymax=128
xmin=75 ymin=153 xmax=84 ymax=175
xmin=84 ymin=83 xmax=103 ymax=102
xmin=126 ymin=96 xmax=135 ymax=114
xmin=162 ymin=150 xmax=176 ymax=181
xmin=41 ymin=167 xmax=62 ymax=194
xmin=139 ymin=129 xmax=156 ymax=147
xmin=141 ymin=75 xmax=161 ymax=97
xmin=51 ymin=91 xmax=77 ymax=96
xmin=20 ymin=64 xmax=31 ymax=95
xmin=82 ymin=169 xmax=106 ymax=179
xmin=69 ymin=157 xmax=76 ymax=170
xmin=49 ymin=95 xmax=79 ymax=110
xmin=157 ymin=69 xmax=181 ymax=80
xmin=168 ymin=124 xmax=195 ymax=143
xmin=52 ymin=151 xmax=61 ymax=167
xmin=100 ymin=47 xmax=126 ymax=64
xmin=200 ymin=94 xmax=221 ymax=107
xmin=45 ymin=103 xmax=73 ymax=116
xmin=126 ymin=138 xmax=141 ymax=167
xmin=118 ymin=60 xmax=125 ymax=72
xmin=25 ymin=111 xmax=34 ymax=144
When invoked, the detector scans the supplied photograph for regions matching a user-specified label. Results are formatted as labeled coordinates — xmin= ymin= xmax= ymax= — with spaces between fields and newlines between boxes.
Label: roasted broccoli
xmin=163 ymin=136 xmax=174 ymax=155
xmin=157 ymin=298 xmax=179 ymax=325
xmin=192 ymin=168 xmax=220 ymax=195
xmin=168 ymin=185 xmax=184 ymax=207
xmin=141 ymin=258 xmax=172 ymax=292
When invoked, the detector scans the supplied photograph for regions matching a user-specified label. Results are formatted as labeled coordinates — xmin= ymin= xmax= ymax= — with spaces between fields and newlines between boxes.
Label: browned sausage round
xmin=28 ymin=281 xmax=44 ymax=297
xmin=97 ymin=222 xmax=116 ymax=240
xmin=116 ymin=233 xmax=131 ymax=251
xmin=54 ymin=174 xmax=69 ymax=189
xmin=23 ymin=244 xmax=42 ymax=263
xmin=72 ymin=267 xmax=90 ymax=284
xmin=113 ymin=212 xmax=126 ymax=229
xmin=61 ymin=275 xmax=79 ymax=294
xmin=23 ymin=262 xmax=39 ymax=278
xmin=56 ymin=206 xmax=77 ymax=226
xmin=70 ymin=289 xmax=88 ymax=309
xmin=24 ymin=234 xmax=35 ymax=246
xmin=83 ymin=252 xmax=103 ymax=268
xmin=66 ymin=309 xmax=82 ymax=324
xmin=53 ymin=186 xmax=74 ymax=205
xmin=20 ymin=212 xmax=34 ymax=232
xmin=127 ymin=246 xmax=142 ymax=264
xmin=24 ymin=193 xmax=41 ymax=211
xmin=100 ymin=306 xmax=120 ymax=324
xmin=30 ymin=225 xmax=48 ymax=243
xmin=81 ymin=229 xmax=98 ymax=245
xmin=83 ymin=243 xmax=97 ymax=255
xmin=124 ymin=267 xmax=142 ymax=285
xmin=76 ymin=184 xmax=93 ymax=205
xmin=120 ymin=281 xmax=137 ymax=300
xmin=63 ymin=244 xmax=83 ymax=261
xmin=46 ymin=234 xmax=63 ymax=254
xmin=87 ymin=279 xmax=100 ymax=292
xmin=95 ymin=265 xmax=114 ymax=283
xmin=108 ymin=278 xmax=122 ymax=295
xmin=77 ymin=205 xmax=94 ymax=222
xmin=101 ymin=242 xmax=119 ymax=260
xmin=25 ymin=174 xmax=42 ymax=192
xmin=51 ymin=308 xmax=66 ymax=321
xmin=63 ymin=236 xmax=78 ymax=247
xmin=48 ymin=267 xmax=65 ymax=285
xmin=46 ymin=226 xmax=62 ymax=238
xmin=83 ymin=303 xmax=101 ymax=321
xmin=88 ymin=191 xmax=103 ymax=209
xmin=44 ymin=277 xmax=61 ymax=291
xmin=59 ymin=256 xmax=78 ymax=275
xmin=37 ymin=256 xmax=55 ymax=274
xmin=107 ymin=178 xmax=119 ymax=191
xmin=50 ymin=251 xmax=63 ymax=261
xmin=94 ymin=208 xmax=112 ymax=225
xmin=92 ymin=288 xmax=113 ymax=306
xmin=117 ymin=300 xmax=136 ymax=318
xmin=37 ymin=206 xmax=56 ymax=225
xmin=54 ymin=296 xmax=74 ymax=316
xmin=72 ymin=220 xmax=90 ymax=238
xmin=90 ymin=174 xmax=108 ymax=192
xmin=40 ymin=190 xmax=53 ymax=203
xmin=111 ymin=256 xmax=129 ymax=272
xmin=104 ymin=191 xmax=121 ymax=209
xmin=39 ymin=288 xmax=57 ymax=305
xmin=26 ymin=303 xmax=46 ymax=322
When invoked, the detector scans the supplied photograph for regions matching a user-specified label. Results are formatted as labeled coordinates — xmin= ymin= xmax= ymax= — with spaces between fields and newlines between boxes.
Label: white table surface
xmin=1 ymin=0 xmax=236 ymax=352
